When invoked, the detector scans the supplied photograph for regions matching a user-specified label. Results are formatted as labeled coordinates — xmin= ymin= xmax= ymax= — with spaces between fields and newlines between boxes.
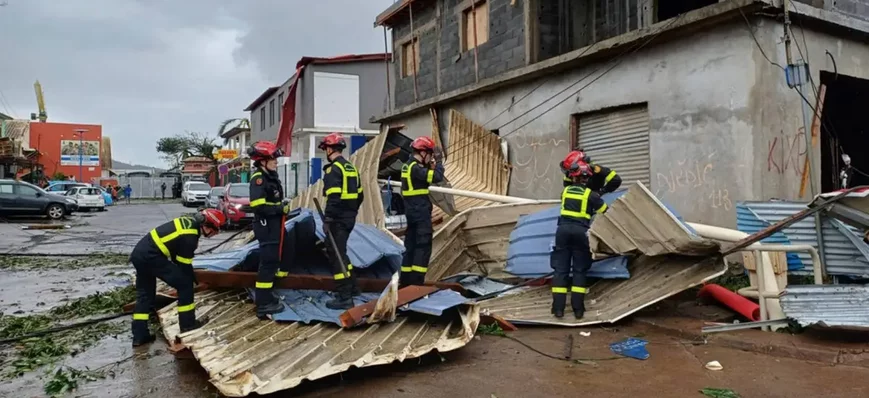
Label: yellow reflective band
xmin=250 ymin=198 xmax=266 ymax=206
xmin=255 ymin=281 xmax=273 ymax=289
xmin=132 ymin=313 xmax=150 ymax=321
xmin=552 ymin=287 xmax=568 ymax=294
xmin=426 ymin=169 xmax=434 ymax=184
xmin=571 ymin=286 xmax=589 ymax=294
xmin=604 ymin=170 xmax=617 ymax=184
xmin=325 ymin=187 xmax=342 ymax=195
xmin=401 ymin=161 xmax=430 ymax=196
xmin=177 ymin=303 xmax=195 ymax=313
xmin=560 ymin=187 xmax=591 ymax=219
xmin=333 ymin=272 xmax=347 ymax=280
xmin=599 ymin=203 xmax=608 ymax=213
xmin=150 ymin=229 xmax=170 ymax=258
xmin=275 ymin=271 xmax=288 ymax=277
xmin=251 ymin=172 xmax=262 ymax=179
xmin=176 ymin=256 xmax=193 ymax=265
xmin=400 ymin=266 xmax=413 ymax=272
xmin=332 ymin=162 xmax=360 ymax=200
xmin=411 ymin=265 xmax=428 ymax=273
xmin=563 ymin=176 xmax=571 ymax=182
xmin=347 ymin=264 xmax=353 ymax=270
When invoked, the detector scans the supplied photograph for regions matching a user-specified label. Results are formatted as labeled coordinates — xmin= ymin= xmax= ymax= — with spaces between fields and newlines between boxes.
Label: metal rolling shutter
xmin=577 ymin=105 xmax=650 ymax=187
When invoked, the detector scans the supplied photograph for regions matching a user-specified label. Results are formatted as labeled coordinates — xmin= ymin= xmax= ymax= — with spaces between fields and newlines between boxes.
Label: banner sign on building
xmin=60 ymin=140 xmax=101 ymax=166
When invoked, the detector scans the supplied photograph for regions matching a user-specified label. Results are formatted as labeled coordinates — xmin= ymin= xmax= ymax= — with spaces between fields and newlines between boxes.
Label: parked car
xmin=205 ymin=187 xmax=224 ymax=209
xmin=0 ymin=179 xmax=78 ymax=220
xmin=182 ymin=181 xmax=212 ymax=207
xmin=218 ymin=183 xmax=252 ymax=227
xmin=46 ymin=181 xmax=89 ymax=194
xmin=64 ymin=186 xmax=106 ymax=212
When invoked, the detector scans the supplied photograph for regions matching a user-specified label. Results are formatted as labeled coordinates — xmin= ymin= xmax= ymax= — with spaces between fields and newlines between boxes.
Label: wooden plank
xmin=800 ymin=84 xmax=827 ymax=198
xmin=192 ymin=270 xmax=464 ymax=293
xmin=339 ymin=285 xmax=440 ymax=328
xmin=480 ymin=314 xmax=518 ymax=331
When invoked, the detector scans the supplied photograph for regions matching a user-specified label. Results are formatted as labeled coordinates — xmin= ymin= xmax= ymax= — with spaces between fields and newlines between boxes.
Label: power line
xmin=0 ymin=88 xmax=15 ymax=117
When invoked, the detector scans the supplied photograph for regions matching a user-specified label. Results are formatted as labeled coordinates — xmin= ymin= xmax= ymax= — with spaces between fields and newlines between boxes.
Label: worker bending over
xmin=552 ymin=158 xmax=608 ymax=319
xmin=400 ymin=136 xmax=445 ymax=286
xmin=248 ymin=141 xmax=290 ymax=318
xmin=560 ymin=150 xmax=622 ymax=194
xmin=130 ymin=209 xmax=226 ymax=346
xmin=320 ymin=133 xmax=364 ymax=309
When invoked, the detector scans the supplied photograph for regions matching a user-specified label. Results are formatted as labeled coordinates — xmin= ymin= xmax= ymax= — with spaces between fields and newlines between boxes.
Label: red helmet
xmin=569 ymin=161 xmax=593 ymax=178
xmin=247 ymin=141 xmax=283 ymax=161
xmin=318 ymin=133 xmax=346 ymax=151
xmin=199 ymin=208 xmax=227 ymax=229
xmin=560 ymin=151 xmax=583 ymax=175
xmin=576 ymin=148 xmax=591 ymax=163
xmin=411 ymin=136 xmax=436 ymax=152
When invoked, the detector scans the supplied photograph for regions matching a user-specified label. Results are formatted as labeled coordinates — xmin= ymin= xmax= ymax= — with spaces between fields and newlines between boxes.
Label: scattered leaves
xmin=478 ymin=323 xmax=506 ymax=337
xmin=49 ymin=286 xmax=136 ymax=319
xmin=44 ymin=366 xmax=108 ymax=397
xmin=0 ymin=254 xmax=129 ymax=271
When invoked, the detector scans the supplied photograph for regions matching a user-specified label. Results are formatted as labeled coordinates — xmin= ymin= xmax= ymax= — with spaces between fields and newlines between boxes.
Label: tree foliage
xmin=217 ymin=118 xmax=250 ymax=145
xmin=155 ymin=131 xmax=219 ymax=169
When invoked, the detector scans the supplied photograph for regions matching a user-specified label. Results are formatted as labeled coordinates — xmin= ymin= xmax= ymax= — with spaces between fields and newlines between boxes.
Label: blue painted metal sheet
xmin=736 ymin=201 xmax=869 ymax=277
xmin=309 ymin=157 xmax=322 ymax=185
xmin=350 ymin=135 xmax=368 ymax=154
xmin=403 ymin=290 xmax=468 ymax=316
xmin=250 ymin=289 xmax=380 ymax=324
xmin=443 ymin=274 xmax=515 ymax=296
xmin=736 ymin=203 xmax=802 ymax=271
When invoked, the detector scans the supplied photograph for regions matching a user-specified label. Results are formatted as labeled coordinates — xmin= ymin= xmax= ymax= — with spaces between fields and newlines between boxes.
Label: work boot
xmin=349 ymin=273 xmax=362 ymax=297
xmin=572 ymin=293 xmax=586 ymax=320
xmin=131 ymin=334 xmax=156 ymax=347
xmin=180 ymin=318 xmax=209 ymax=334
xmin=256 ymin=301 xmax=284 ymax=318
xmin=552 ymin=291 xmax=567 ymax=318
xmin=326 ymin=280 xmax=355 ymax=310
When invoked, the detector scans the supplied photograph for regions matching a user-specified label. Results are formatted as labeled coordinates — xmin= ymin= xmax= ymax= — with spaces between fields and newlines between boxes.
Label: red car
xmin=218 ymin=183 xmax=253 ymax=227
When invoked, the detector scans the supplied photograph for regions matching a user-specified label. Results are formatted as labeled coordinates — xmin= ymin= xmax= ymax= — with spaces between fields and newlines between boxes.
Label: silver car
xmin=205 ymin=187 xmax=224 ymax=209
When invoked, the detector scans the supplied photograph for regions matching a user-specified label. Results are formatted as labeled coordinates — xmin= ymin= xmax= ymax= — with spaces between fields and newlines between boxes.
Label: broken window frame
xmin=401 ymin=37 xmax=420 ymax=78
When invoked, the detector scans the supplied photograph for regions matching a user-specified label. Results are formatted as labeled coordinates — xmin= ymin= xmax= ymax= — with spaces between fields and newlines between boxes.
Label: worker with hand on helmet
xmin=247 ymin=141 xmax=289 ymax=318
xmin=552 ymin=157 xmax=608 ymax=319
xmin=129 ymin=209 xmax=227 ymax=347
xmin=560 ymin=150 xmax=622 ymax=195
xmin=319 ymin=133 xmax=364 ymax=309
xmin=400 ymin=136 xmax=445 ymax=286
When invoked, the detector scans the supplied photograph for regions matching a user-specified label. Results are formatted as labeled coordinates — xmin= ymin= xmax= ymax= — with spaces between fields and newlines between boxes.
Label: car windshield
xmin=188 ymin=183 xmax=210 ymax=191
xmin=210 ymin=187 xmax=225 ymax=196
xmin=23 ymin=182 xmax=47 ymax=194
xmin=228 ymin=184 xmax=250 ymax=197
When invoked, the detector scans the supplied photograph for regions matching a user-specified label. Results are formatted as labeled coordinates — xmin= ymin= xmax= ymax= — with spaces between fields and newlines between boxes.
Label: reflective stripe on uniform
xmin=552 ymin=287 xmax=568 ymax=294
xmin=177 ymin=303 xmax=195 ymax=313
xmin=604 ymin=170 xmax=617 ymax=184
xmin=411 ymin=265 xmax=427 ymax=273
xmin=330 ymin=162 xmax=361 ymax=200
xmin=426 ymin=169 xmax=434 ymax=184
xmin=150 ymin=218 xmax=199 ymax=259
xmin=275 ymin=271 xmax=288 ymax=277
xmin=255 ymin=281 xmax=273 ymax=289
xmin=251 ymin=172 xmax=262 ymax=179
xmin=175 ymin=256 xmax=193 ymax=265
xmin=563 ymin=176 xmax=571 ymax=183
xmin=250 ymin=198 xmax=279 ymax=207
xmin=560 ymin=187 xmax=591 ymax=219
xmin=132 ymin=313 xmax=149 ymax=321
xmin=334 ymin=272 xmax=347 ymax=280
xmin=599 ymin=203 xmax=608 ymax=213
xmin=571 ymin=286 xmax=589 ymax=294
xmin=401 ymin=266 xmax=413 ymax=272
xmin=401 ymin=161 xmax=429 ymax=196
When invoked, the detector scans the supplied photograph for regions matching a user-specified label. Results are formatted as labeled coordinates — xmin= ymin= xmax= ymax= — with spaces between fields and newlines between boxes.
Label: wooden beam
xmin=800 ymin=84 xmax=827 ymax=198
xmin=192 ymin=270 xmax=465 ymax=293
xmin=339 ymin=285 xmax=440 ymax=328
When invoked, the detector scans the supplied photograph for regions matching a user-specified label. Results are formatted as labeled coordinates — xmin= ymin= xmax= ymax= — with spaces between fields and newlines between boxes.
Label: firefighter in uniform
xmin=319 ymin=133 xmax=364 ymax=310
xmin=551 ymin=158 xmax=608 ymax=319
xmin=247 ymin=141 xmax=290 ymax=317
xmin=399 ymin=136 xmax=445 ymax=286
xmin=130 ymin=208 xmax=226 ymax=346
xmin=560 ymin=150 xmax=622 ymax=194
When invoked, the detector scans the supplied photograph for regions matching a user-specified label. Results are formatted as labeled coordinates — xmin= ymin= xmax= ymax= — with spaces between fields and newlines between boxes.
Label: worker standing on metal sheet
xmin=399 ymin=136 xmax=445 ymax=286
xmin=551 ymin=158 xmax=608 ymax=319
xmin=319 ymin=133 xmax=365 ymax=309
xmin=247 ymin=141 xmax=290 ymax=318
xmin=129 ymin=209 xmax=226 ymax=347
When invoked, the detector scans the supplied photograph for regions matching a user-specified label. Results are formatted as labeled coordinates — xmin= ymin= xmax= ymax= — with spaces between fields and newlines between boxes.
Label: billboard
xmin=60 ymin=140 xmax=100 ymax=166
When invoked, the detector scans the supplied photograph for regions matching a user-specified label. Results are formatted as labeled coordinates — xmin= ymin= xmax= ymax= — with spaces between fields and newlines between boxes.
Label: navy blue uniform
xmin=562 ymin=164 xmax=622 ymax=194
xmin=322 ymin=156 xmax=364 ymax=300
xmin=399 ymin=159 xmax=445 ymax=285
xmin=249 ymin=168 xmax=286 ymax=309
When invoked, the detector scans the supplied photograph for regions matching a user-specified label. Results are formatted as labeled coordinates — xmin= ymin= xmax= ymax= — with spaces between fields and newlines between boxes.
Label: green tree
xmin=216 ymin=118 xmax=250 ymax=145
xmin=156 ymin=131 xmax=219 ymax=169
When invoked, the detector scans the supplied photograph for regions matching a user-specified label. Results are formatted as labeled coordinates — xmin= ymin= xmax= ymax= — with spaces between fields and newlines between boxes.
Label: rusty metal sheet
xmin=431 ymin=110 xmax=511 ymax=223
xmin=588 ymin=182 xmax=720 ymax=258
xmin=427 ymin=202 xmax=559 ymax=282
xmin=478 ymin=255 xmax=726 ymax=326
xmin=157 ymin=289 xmax=480 ymax=397
xmin=780 ymin=284 xmax=869 ymax=329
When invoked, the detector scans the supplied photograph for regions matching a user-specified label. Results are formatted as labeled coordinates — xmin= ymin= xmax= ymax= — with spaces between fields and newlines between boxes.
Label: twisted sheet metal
xmin=158 ymin=290 xmax=480 ymax=397
xmin=780 ymin=284 xmax=869 ymax=328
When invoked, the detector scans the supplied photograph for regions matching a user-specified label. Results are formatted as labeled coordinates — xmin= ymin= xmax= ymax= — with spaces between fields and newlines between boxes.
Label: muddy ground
xmin=1 ymin=203 xmax=868 ymax=397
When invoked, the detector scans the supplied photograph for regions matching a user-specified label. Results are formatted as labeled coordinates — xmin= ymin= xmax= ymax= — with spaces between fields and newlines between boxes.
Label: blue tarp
xmin=505 ymin=190 xmax=696 ymax=278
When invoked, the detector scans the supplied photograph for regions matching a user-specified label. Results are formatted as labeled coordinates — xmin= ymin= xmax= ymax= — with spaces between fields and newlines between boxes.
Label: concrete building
xmin=243 ymin=54 xmax=394 ymax=196
xmin=374 ymin=0 xmax=869 ymax=227
xmin=29 ymin=122 xmax=102 ymax=183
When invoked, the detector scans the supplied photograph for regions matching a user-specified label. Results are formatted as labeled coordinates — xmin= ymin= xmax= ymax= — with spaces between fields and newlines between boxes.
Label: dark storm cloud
xmin=0 ymin=0 xmax=392 ymax=166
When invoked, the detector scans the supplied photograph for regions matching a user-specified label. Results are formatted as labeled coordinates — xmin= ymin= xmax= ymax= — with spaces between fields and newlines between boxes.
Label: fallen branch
xmin=0 ymin=312 xmax=131 ymax=345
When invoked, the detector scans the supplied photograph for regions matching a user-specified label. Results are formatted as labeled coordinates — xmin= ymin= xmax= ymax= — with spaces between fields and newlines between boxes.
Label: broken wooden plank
xmin=480 ymin=314 xmax=518 ymax=332
xmin=339 ymin=285 xmax=440 ymax=328
xmin=193 ymin=270 xmax=465 ymax=293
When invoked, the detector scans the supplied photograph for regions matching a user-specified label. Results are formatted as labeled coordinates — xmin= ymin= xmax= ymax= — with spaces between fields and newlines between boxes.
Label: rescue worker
xmin=130 ymin=208 xmax=226 ymax=347
xmin=399 ymin=136 xmax=445 ymax=286
xmin=247 ymin=141 xmax=290 ymax=318
xmin=319 ymin=133 xmax=364 ymax=309
xmin=561 ymin=150 xmax=622 ymax=194
xmin=551 ymin=158 xmax=608 ymax=319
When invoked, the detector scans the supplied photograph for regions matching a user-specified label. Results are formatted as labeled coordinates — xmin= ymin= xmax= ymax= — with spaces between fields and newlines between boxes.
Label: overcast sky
xmin=0 ymin=0 xmax=393 ymax=167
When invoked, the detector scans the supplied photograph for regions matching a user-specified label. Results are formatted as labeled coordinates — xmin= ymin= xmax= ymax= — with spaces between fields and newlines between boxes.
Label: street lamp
xmin=73 ymin=129 xmax=88 ymax=182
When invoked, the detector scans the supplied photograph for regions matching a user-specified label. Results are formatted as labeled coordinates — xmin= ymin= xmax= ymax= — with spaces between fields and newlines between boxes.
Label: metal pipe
xmin=754 ymin=250 xmax=769 ymax=331
xmin=378 ymin=179 xmax=541 ymax=204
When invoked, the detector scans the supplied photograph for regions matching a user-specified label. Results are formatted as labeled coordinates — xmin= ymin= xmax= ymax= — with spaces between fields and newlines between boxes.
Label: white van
xmin=182 ymin=181 xmax=212 ymax=207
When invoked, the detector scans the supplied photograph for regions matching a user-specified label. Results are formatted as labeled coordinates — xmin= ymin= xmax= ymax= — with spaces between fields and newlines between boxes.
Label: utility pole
xmin=74 ymin=129 xmax=88 ymax=182
xmin=783 ymin=0 xmax=793 ymax=65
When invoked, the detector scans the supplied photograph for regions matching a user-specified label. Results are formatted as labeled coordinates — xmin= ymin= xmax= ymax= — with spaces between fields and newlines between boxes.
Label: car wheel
xmin=98 ymin=207 xmax=106 ymax=212
xmin=46 ymin=204 xmax=65 ymax=220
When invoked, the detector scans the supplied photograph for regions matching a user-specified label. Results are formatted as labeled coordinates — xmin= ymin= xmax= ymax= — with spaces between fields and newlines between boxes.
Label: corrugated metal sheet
xmin=403 ymin=289 xmax=468 ymax=316
xmin=737 ymin=201 xmax=869 ymax=277
xmin=588 ymin=182 xmax=719 ymax=258
xmin=577 ymin=105 xmax=650 ymax=187
xmin=736 ymin=203 xmax=803 ymax=271
xmin=428 ymin=202 xmax=560 ymax=282
xmin=431 ymin=110 xmax=511 ymax=222
xmin=261 ymin=289 xmax=381 ymax=324
xmin=442 ymin=274 xmax=515 ymax=296
xmin=780 ymin=285 xmax=869 ymax=328
xmin=479 ymin=255 xmax=726 ymax=326
xmin=1 ymin=120 xmax=30 ymax=146
xmin=158 ymin=290 xmax=480 ymax=397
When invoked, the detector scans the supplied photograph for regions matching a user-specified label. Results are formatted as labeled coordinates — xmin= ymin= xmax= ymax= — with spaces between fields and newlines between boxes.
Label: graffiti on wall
xmin=767 ymin=127 xmax=807 ymax=176
xmin=654 ymin=152 xmax=732 ymax=212
xmin=511 ymin=132 xmax=567 ymax=199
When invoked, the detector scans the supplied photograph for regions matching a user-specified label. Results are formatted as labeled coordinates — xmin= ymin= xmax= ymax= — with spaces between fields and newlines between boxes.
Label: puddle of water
xmin=0 ymin=265 xmax=131 ymax=315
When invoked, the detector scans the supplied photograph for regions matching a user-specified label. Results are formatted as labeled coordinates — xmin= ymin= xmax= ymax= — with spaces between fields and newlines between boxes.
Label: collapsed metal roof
xmin=158 ymin=290 xmax=480 ymax=397
xmin=780 ymin=284 xmax=869 ymax=329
